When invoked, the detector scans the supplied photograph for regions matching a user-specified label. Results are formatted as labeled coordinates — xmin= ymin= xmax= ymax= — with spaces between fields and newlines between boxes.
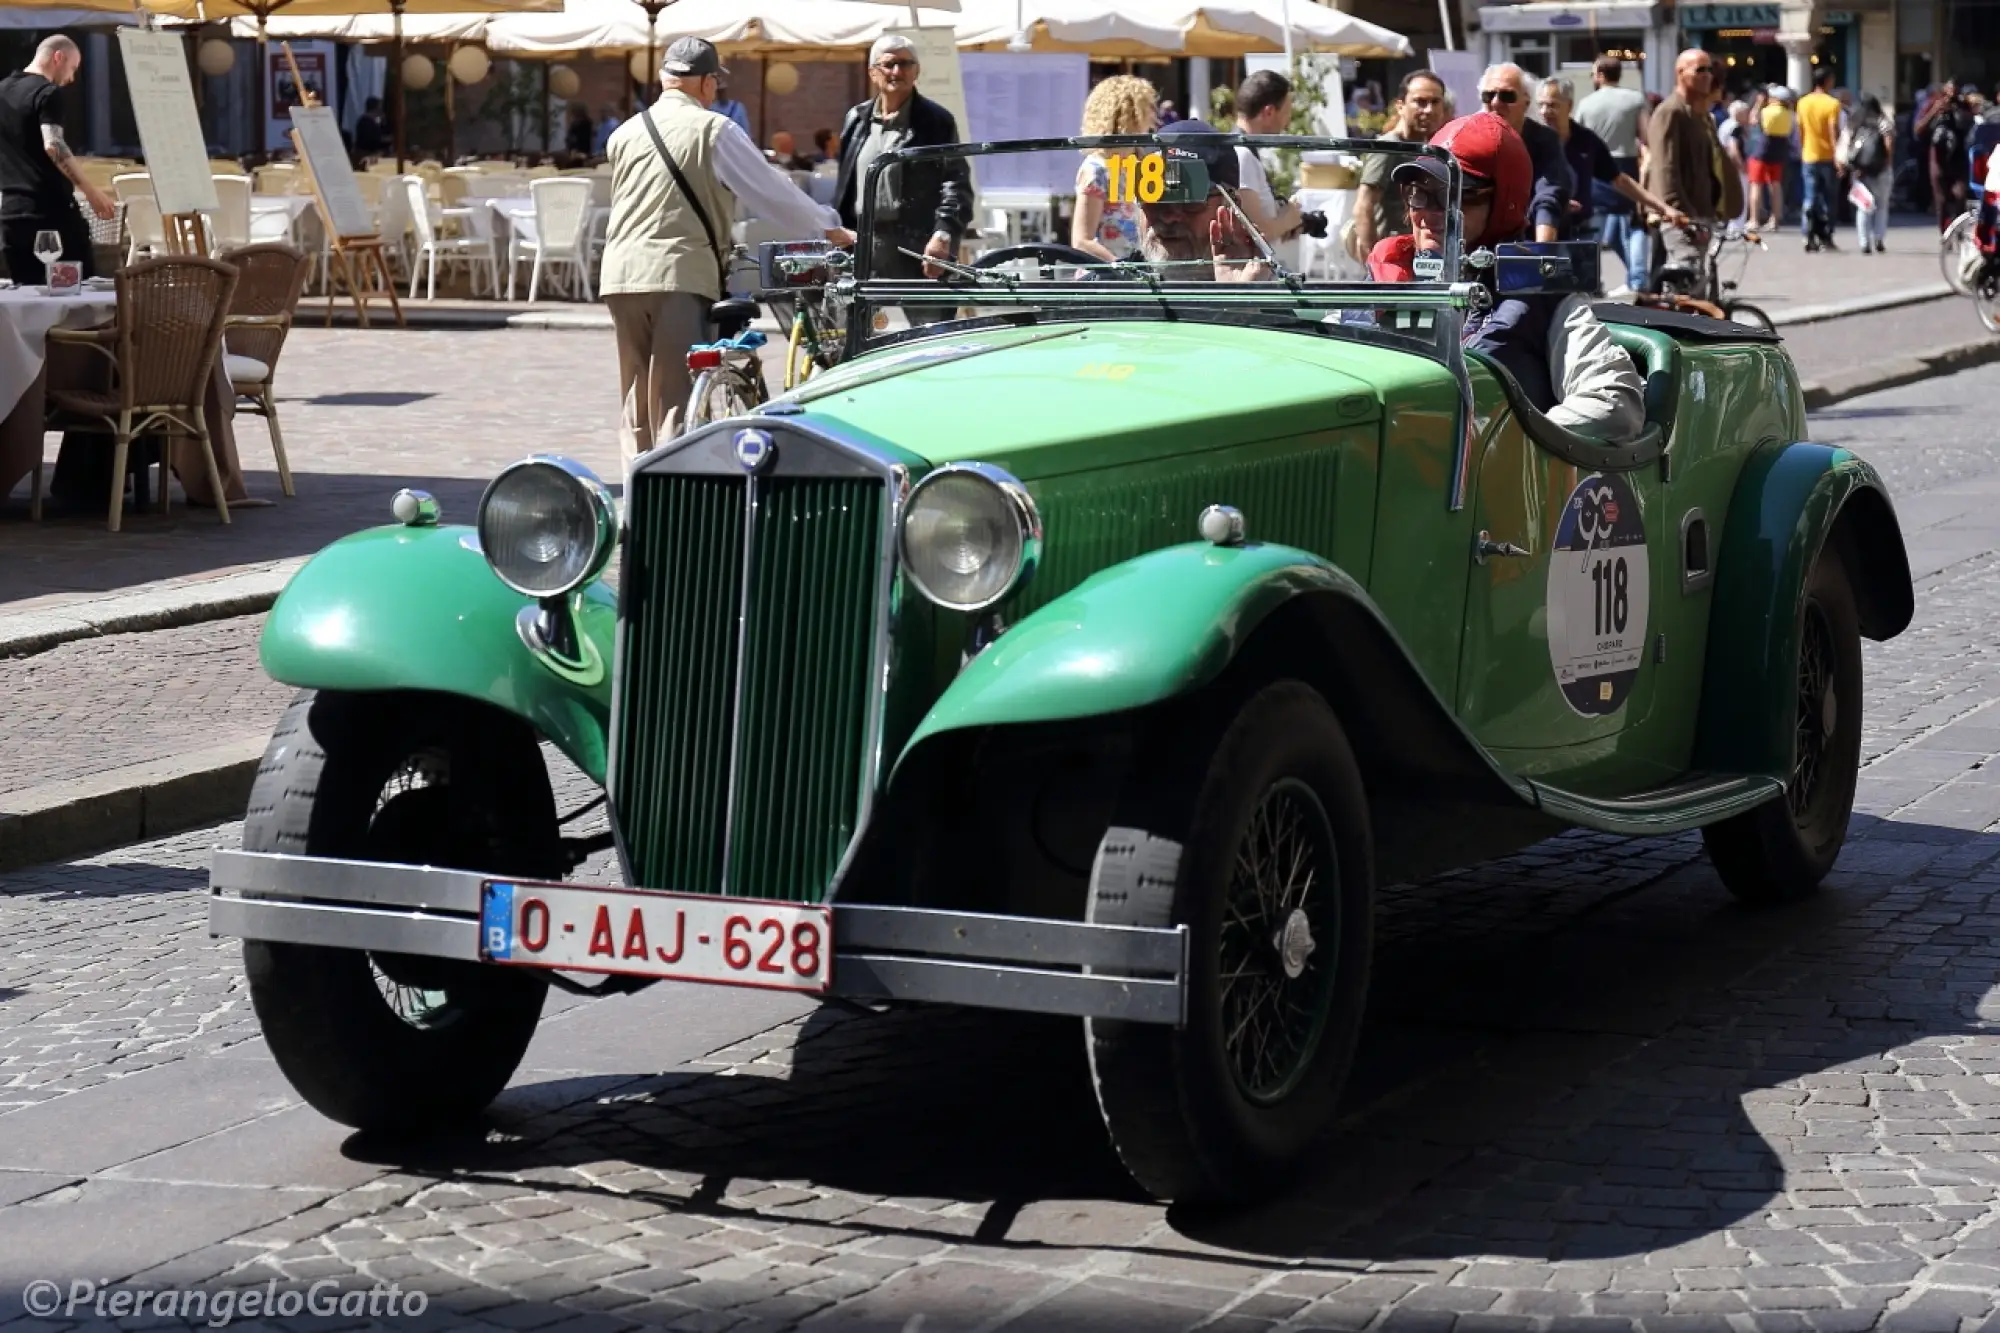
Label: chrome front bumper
xmin=209 ymin=850 xmax=1188 ymax=1026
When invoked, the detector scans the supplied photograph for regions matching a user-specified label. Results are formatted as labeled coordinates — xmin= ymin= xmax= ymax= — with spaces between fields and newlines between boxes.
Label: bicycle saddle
xmin=711 ymin=298 xmax=760 ymax=338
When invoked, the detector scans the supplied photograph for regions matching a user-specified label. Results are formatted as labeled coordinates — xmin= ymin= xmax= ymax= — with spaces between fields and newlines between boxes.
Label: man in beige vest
xmin=600 ymin=37 xmax=852 ymax=461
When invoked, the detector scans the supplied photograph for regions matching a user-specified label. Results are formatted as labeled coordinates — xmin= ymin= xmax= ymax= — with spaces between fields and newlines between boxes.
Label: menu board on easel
xmin=290 ymin=105 xmax=372 ymax=239
xmin=117 ymin=28 xmax=219 ymax=222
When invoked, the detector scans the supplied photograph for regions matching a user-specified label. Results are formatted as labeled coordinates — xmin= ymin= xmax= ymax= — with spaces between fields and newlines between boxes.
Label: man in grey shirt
xmin=1574 ymin=55 xmax=1650 ymax=291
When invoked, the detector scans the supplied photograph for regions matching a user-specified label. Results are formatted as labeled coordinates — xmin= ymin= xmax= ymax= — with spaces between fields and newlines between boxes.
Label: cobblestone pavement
xmin=0 ymin=368 xmax=1998 ymax=1330
xmin=0 ymin=617 xmax=294 ymax=796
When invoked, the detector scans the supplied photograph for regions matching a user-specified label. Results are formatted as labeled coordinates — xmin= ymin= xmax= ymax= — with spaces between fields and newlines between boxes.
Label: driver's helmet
xmin=1367 ymin=113 xmax=1531 ymax=280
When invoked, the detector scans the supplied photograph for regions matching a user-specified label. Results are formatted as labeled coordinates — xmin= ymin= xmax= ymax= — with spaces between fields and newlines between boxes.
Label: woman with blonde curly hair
xmin=1071 ymin=75 xmax=1160 ymax=261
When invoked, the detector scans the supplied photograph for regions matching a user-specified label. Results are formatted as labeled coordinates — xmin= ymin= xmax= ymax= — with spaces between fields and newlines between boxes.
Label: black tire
xmin=1086 ymin=681 xmax=1374 ymax=1203
xmin=1703 ymin=549 xmax=1864 ymax=904
xmin=686 ymin=366 xmax=765 ymax=431
xmin=242 ymin=690 xmax=561 ymax=1133
xmin=1723 ymin=300 xmax=1777 ymax=335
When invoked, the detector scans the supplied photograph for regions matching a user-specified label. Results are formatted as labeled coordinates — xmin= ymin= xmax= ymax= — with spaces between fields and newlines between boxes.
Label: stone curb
xmin=1769 ymin=282 xmax=1953 ymax=329
xmin=0 ymin=558 xmax=305 ymax=660
xmin=0 ymin=736 xmax=266 ymax=873
xmin=1802 ymin=334 xmax=2000 ymax=411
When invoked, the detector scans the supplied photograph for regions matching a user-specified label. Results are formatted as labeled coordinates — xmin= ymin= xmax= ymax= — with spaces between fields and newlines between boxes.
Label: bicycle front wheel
xmin=1722 ymin=301 xmax=1778 ymax=335
xmin=1942 ymin=212 xmax=1978 ymax=297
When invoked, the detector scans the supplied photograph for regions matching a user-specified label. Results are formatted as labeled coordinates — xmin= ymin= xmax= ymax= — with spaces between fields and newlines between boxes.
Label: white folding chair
xmin=400 ymin=176 xmax=500 ymax=300
xmin=208 ymin=174 xmax=254 ymax=252
xmin=507 ymin=176 xmax=593 ymax=302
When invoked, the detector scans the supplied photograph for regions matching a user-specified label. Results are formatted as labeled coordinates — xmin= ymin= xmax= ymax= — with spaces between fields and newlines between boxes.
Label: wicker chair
xmin=219 ymin=243 xmax=309 ymax=497
xmin=42 ymin=256 xmax=238 ymax=532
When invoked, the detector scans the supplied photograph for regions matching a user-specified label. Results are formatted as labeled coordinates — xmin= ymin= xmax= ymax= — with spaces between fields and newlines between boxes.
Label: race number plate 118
xmin=480 ymin=881 xmax=832 ymax=994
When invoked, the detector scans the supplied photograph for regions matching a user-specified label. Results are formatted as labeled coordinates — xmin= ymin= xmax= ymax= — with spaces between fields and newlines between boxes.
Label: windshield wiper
xmin=894 ymin=246 xmax=1019 ymax=287
xmin=1214 ymin=185 xmax=1302 ymax=293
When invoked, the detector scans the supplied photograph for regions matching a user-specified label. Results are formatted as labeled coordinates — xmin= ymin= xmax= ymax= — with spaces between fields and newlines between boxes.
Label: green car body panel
xmin=256 ymin=309 xmax=1911 ymax=901
xmin=258 ymin=525 xmax=617 ymax=785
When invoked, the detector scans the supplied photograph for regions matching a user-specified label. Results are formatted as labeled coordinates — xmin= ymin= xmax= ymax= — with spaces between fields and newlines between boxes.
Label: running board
xmin=1528 ymin=772 xmax=1784 ymax=836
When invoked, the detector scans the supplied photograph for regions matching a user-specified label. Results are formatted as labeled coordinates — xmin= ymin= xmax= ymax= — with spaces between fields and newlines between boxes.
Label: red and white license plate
xmin=480 ymin=880 xmax=832 ymax=993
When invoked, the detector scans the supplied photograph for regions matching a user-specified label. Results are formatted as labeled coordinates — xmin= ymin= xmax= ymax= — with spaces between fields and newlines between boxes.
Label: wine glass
xmin=32 ymin=230 xmax=61 ymax=292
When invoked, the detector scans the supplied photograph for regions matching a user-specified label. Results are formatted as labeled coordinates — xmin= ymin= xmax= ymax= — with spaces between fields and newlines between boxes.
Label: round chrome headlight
xmin=476 ymin=456 xmax=618 ymax=598
xmin=899 ymin=463 xmax=1041 ymax=611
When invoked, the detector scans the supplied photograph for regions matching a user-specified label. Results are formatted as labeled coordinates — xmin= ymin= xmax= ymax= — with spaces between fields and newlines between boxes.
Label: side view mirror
xmin=1486 ymin=241 xmax=1600 ymax=295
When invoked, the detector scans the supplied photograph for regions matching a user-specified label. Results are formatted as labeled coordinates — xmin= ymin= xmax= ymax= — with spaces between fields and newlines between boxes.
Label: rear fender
xmin=259 ymin=525 xmax=615 ymax=784
xmin=1692 ymin=442 xmax=1913 ymax=778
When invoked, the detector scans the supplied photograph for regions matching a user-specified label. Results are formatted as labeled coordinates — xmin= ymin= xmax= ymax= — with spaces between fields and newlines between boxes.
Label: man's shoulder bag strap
xmin=639 ymin=103 xmax=726 ymax=272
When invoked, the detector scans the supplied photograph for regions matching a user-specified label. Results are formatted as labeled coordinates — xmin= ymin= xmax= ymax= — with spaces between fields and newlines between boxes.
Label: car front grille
xmin=615 ymin=462 xmax=884 ymax=903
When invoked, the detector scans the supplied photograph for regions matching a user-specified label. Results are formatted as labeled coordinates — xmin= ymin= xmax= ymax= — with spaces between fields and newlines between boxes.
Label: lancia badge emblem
xmin=733 ymin=428 xmax=773 ymax=473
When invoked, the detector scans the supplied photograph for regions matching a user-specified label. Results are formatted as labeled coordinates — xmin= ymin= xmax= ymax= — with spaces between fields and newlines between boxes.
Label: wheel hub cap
xmin=1275 ymin=908 xmax=1316 ymax=980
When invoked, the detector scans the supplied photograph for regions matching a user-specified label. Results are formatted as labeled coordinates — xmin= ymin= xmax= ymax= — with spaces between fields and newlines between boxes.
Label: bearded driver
xmin=1126 ymin=121 xmax=1269 ymax=279
xmin=1369 ymin=115 xmax=1643 ymax=441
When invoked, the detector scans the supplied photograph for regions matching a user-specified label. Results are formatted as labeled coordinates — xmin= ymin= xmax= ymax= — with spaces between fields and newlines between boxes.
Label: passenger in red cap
xmin=1367 ymin=115 xmax=1644 ymax=440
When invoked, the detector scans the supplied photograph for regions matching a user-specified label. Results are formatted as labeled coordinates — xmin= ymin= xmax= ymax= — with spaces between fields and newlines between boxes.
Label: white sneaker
xmin=1607 ymin=284 xmax=1635 ymax=299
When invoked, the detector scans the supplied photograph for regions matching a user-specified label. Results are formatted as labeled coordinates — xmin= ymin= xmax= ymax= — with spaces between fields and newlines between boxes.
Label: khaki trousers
xmin=607 ymin=290 xmax=709 ymax=464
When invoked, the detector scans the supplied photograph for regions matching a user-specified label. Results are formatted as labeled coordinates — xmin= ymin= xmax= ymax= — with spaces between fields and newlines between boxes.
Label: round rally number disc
xmin=1546 ymin=473 xmax=1649 ymax=717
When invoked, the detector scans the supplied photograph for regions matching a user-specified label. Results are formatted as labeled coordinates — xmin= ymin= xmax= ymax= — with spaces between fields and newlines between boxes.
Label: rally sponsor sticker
xmin=1546 ymin=473 xmax=1649 ymax=717
xmin=1412 ymin=251 xmax=1445 ymax=279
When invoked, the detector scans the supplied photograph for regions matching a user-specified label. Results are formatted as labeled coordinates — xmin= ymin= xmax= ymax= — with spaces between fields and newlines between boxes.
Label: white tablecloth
xmin=0 ymin=287 xmax=118 ymax=421
xmin=250 ymin=195 xmax=317 ymax=245
xmin=0 ymin=286 xmax=119 ymax=504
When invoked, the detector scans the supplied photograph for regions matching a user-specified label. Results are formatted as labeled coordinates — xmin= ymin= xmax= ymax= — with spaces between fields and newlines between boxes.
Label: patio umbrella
xmin=1146 ymin=0 xmax=1412 ymax=58
xmin=0 ymin=0 xmax=143 ymax=23
xmin=139 ymin=0 xmax=561 ymax=168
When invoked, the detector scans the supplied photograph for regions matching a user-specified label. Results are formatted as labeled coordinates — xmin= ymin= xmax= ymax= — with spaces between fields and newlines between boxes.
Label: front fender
xmin=1693 ymin=441 xmax=1913 ymax=778
xmin=900 ymin=541 xmax=1365 ymax=759
xmin=260 ymin=525 xmax=616 ymax=784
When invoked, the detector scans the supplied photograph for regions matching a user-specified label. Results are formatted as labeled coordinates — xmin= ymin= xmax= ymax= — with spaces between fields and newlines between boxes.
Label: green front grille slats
xmin=619 ymin=475 xmax=745 ymax=894
xmin=616 ymin=470 xmax=882 ymax=904
xmin=727 ymin=479 xmax=881 ymax=900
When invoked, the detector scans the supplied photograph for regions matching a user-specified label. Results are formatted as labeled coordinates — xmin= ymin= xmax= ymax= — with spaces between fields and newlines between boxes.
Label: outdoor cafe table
xmin=250 ymin=194 xmax=318 ymax=246
xmin=480 ymin=195 xmax=609 ymax=249
xmin=0 ymin=284 xmax=250 ymax=516
xmin=0 ymin=285 xmax=118 ymax=506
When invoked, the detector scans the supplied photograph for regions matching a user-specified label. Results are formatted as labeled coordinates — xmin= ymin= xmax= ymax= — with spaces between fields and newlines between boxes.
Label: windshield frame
xmin=846 ymin=133 xmax=1483 ymax=502
xmin=854 ymin=132 xmax=1465 ymax=292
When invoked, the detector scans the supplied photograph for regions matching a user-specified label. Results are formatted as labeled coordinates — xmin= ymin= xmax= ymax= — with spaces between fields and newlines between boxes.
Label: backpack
xmin=1850 ymin=124 xmax=1887 ymax=174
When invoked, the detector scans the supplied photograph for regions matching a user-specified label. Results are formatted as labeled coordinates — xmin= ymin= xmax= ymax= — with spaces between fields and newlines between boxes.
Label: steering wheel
xmin=972 ymin=243 xmax=1106 ymax=278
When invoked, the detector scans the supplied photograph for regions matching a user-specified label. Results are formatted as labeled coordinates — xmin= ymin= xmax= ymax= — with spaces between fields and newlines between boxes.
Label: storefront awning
xmin=1476 ymin=0 xmax=1659 ymax=33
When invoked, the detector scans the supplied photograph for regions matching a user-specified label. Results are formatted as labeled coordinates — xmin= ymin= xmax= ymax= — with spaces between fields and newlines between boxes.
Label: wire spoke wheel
xmin=1218 ymin=778 xmax=1341 ymax=1105
xmin=1943 ymin=213 xmax=1978 ymax=296
xmin=1789 ymin=601 xmax=1836 ymax=818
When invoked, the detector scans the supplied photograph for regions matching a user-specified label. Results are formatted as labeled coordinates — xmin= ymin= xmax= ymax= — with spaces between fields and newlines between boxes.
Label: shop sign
xmin=1680 ymin=5 xmax=1852 ymax=27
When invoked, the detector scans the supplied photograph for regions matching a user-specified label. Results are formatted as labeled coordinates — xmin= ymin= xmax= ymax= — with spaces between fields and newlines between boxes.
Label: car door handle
xmin=1474 ymin=530 xmax=1530 ymax=564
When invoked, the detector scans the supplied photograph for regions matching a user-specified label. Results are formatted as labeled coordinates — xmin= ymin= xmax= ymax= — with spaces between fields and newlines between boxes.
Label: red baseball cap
xmin=1389 ymin=113 xmax=1531 ymax=245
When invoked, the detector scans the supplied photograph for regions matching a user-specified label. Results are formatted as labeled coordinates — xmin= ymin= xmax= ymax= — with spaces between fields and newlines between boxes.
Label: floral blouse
xmin=1076 ymin=155 xmax=1142 ymax=259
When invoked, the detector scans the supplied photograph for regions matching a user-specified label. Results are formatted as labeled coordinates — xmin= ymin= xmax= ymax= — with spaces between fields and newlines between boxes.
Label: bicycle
xmin=1942 ymin=207 xmax=1979 ymax=296
xmin=763 ymin=244 xmax=853 ymax=390
xmin=1636 ymin=225 xmax=1776 ymax=333
xmin=681 ymin=295 xmax=769 ymax=432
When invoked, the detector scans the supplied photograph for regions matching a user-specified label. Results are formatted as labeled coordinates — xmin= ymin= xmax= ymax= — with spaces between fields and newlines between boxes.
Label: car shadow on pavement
xmin=0 ymin=860 xmax=207 ymax=902
xmin=341 ymin=815 xmax=1996 ymax=1271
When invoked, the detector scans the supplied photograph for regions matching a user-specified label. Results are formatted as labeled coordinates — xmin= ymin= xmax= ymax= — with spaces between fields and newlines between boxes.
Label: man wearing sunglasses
xmin=1642 ymin=49 xmax=1744 ymax=290
xmin=835 ymin=35 xmax=973 ymax=289
xmin=1477 ymin=64 xmax=1570 ymax=243
xmin=1371 ymin=115 xmax=1643 ymax=442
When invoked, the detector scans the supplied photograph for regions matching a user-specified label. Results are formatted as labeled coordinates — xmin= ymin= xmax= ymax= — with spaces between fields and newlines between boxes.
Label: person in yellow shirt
xmin=1796 ymin=68 xmax=1844 ymax=250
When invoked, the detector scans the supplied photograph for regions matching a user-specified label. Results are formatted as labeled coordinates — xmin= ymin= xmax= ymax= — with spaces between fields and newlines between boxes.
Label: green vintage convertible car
xmin=211 ymin=134 xmax=1913 ymax=1203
